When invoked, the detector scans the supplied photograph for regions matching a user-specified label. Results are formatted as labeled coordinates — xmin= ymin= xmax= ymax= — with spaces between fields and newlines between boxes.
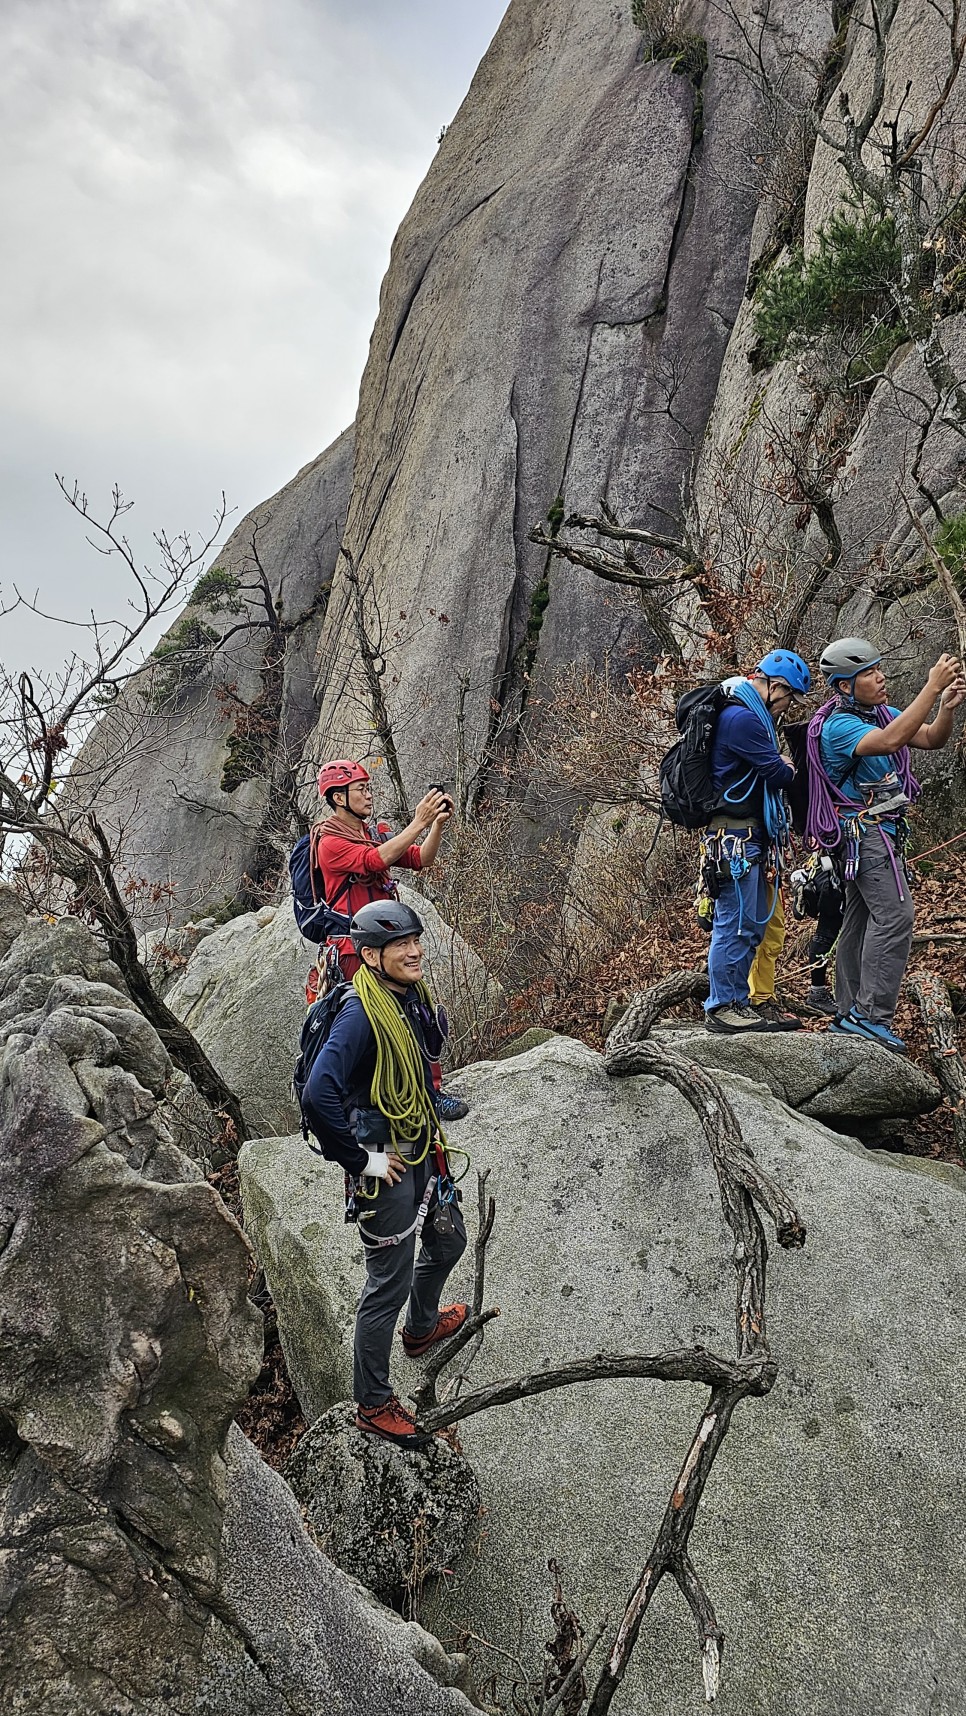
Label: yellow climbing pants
xmin=748 ymin=886 xmax=785 ymax=1004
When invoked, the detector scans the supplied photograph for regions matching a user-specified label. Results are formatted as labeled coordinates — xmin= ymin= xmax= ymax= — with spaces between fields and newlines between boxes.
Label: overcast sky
xmin=0 ymin=0 xmax=506 ymax=671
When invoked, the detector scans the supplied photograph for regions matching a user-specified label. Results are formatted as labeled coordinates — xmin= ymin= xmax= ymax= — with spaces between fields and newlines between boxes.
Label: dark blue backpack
xmin=288 ymin=832 xmax=353 ymax=944
xmin=292 ymin=981 xmax=354 ymax=1150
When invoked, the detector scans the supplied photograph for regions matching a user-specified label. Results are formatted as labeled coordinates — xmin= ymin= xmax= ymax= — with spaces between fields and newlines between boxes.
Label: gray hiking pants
xmin=354 ymin=1162 xmax=466 ymax=1407
xmin=834 ymin=826 xmax=914 ymax=1025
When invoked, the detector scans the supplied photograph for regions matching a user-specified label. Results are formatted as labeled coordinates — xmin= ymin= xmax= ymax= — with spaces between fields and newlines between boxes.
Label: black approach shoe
xmin=751 ymin=1000 xmax=803 ymax=1031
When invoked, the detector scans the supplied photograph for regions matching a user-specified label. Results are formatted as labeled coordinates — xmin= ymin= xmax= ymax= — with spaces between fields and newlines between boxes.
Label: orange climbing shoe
xmin=401 ymin=1303 xmax=468 ymax=1358
xmin=354 ymin=1394 xmax=430 ymax=1446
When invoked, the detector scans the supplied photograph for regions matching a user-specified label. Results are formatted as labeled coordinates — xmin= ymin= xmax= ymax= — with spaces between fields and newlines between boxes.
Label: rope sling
xmin=352 ymin=964 xmax=448 ymax=1163
xmin=349 ymin=966 xmax=469 ymax=1243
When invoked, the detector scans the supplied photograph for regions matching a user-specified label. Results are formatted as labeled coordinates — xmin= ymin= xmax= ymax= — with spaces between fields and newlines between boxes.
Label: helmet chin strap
xmin=836 ymin=674 xmax=867 ymax=713
xmin=375 ymin=946 xmax=410 ymax=992
xmin=757 ymin=675 xmax=783 ymax=715
xmin=336 ymin=787 xmax=367 ymax=823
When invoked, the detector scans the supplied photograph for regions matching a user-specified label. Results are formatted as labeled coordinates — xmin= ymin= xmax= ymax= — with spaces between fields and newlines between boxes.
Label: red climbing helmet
xmin=317 ymin=758 xmax=370 ymax=799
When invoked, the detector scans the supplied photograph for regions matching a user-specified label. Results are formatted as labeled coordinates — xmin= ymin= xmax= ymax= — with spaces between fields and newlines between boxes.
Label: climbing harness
xmin=350 ymin=1140 xmax=464 ymax=1247
xmin=804 ymin=694 xmax=919 ymax=903
xmin=356 ymin=1171 xmax=439 ymax=1250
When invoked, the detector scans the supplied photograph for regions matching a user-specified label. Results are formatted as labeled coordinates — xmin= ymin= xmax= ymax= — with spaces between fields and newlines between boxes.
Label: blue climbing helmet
xmin=756 ymin=649 xmax=811 ymax=696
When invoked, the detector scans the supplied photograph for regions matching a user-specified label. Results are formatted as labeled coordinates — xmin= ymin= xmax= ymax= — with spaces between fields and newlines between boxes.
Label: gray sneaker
xmin=705 ymin=1003 xmax=770 ymax=1035
xmin=806 ymin=985 xmax=838 ymax=1017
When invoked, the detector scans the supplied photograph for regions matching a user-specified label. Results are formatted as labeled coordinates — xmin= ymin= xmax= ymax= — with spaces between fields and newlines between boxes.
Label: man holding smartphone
xmin=310 ymin=760 xmax=468 ymax=1120
xmin=313 ymin=760 xmax=452 ymax=978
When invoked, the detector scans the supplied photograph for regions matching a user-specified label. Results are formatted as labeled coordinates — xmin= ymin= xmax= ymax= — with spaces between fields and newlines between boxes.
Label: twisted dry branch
xmin=409 ymin=970 xmax=803 ymax=1712
xmin=418 ymin=1348 xmax=775 ymax=1437
xmin=583 ymin=973 xmax=805 ymax=1713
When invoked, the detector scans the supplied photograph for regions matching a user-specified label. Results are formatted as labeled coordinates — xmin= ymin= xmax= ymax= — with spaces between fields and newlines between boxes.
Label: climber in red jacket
xmin=313 ymin=760 xmax=452 ymax=976
xmin=310 ymin=760 xmax=469 ymax=1124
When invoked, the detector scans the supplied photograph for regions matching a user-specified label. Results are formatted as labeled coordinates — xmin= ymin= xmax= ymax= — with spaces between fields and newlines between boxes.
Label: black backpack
xmin=292 ymin=981 xmax=355 ymax=1151
xmin=783 ymin=722 xmax=810 ymax=836
xmin=288 ymin=832 xmax=353 ymax=944
xmin=659 ymin=684 xmax=731 ymax=829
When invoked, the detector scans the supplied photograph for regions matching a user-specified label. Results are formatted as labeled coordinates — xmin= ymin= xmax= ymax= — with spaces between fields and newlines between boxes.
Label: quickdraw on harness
xmin=695 ymin=825 xmax=777 ymax=935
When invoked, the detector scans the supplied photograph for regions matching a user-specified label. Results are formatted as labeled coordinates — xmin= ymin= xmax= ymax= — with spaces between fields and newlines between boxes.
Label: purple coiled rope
xmin=805 ymin=697 xmax=920 ymax=851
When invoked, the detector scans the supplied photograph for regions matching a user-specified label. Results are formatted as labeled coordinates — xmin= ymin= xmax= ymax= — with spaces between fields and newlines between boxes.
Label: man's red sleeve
xmin=397 ymin=845 xmax=423 ymax=872
xmin=318 ymin=832 xmax=389 ymax=883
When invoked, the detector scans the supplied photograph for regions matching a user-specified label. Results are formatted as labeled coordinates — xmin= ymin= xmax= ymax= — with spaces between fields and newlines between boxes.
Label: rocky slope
xmin=239 ymin=1033 xmax=966 ymax=1716
xmin=0 ymin=890 xmax=474 ymax=1715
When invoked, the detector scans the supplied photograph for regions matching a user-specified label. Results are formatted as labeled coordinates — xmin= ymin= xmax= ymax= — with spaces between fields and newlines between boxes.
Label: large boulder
xmin=0 ymin=906 xmax=475 ymax=1715
xmin=652 ymin=1023 xmax=942 ymax=1122
xmin=285 ymin=1404 xmax=482 ymax=1607
xmin=208 ymin=1424 xmax=478 ymax=1715
xmin=240 ymin=1036 xmax=966 ymax=1715
xmin=163 ymin=888 xmax=500 ymax=1138
xmin=0 ymin=908 xmax=210 ymax=1181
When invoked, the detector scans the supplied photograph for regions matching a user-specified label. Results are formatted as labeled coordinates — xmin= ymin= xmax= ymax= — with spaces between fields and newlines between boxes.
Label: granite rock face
xmin=302 ymin=0 xmax=832 ymax=803
xmin=0 ymin=902 xmax=475 ymax=1716
xmin=237 ymin=1127 xmax=354 ymax=1414
xmin=240 ymin=1035 xmax=966 ymax=1716
xmin=693 ymin=0 xmax=966 ymax=710
xmin=71 ymin=426 xmax=355 ymax=930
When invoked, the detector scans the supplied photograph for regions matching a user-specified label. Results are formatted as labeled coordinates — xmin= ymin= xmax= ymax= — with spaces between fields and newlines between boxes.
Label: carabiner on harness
xmin=357 ymin=1173 xmax=439 ymax=1251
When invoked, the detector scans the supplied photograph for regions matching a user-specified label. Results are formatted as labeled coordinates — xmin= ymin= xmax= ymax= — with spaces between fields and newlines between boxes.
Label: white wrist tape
xmin=365 ymin=1150 xmax=391 ymax=1180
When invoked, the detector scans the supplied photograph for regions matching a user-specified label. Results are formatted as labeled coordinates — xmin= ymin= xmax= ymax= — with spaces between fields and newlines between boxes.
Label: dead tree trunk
xmin=907 ymin=967 xmax=966 ymax=1159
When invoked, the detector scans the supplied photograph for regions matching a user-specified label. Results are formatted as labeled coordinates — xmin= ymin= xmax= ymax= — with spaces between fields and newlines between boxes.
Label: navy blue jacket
xmin=710 ymin=704 xmax=794 ymax=822
xmin=301 ymin=989 xmax=440 ymax=1175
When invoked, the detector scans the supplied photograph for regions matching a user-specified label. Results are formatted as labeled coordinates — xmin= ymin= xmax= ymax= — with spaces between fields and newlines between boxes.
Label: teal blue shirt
xmin=820 ymin=706 xmax=903 ymax=832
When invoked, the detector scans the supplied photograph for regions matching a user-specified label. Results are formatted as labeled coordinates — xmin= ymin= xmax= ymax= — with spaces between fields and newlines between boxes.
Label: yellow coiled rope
xmin=352 ymin=965 xmax=446 ymax=1163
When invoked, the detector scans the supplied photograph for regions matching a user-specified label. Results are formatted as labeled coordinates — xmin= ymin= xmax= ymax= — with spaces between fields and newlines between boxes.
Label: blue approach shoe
xmin=829 ymin=1009 xmax=907 ymax=1056
xmin=436 ymin=1089 xmax=470 ymax=1122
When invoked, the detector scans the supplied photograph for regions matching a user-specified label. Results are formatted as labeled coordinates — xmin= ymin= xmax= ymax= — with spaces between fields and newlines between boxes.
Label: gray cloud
xmin=0 ymin=0 xmax=506 ymax=668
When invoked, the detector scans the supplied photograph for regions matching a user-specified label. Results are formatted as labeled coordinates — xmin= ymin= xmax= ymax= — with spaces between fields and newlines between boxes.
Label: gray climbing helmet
xmin=349 ymin=899 xmax=424 ymax=953
xmin=819 ymin=637 xmax=882 ymax=685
